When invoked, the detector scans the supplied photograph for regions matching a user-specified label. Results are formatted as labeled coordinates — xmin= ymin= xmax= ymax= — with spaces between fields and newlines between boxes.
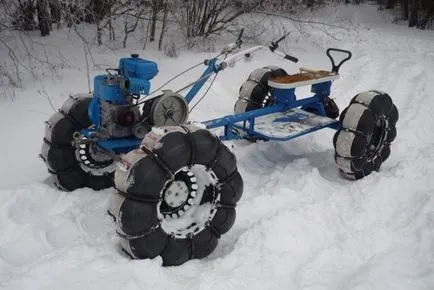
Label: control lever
xmin=235 ymin=28 xmax=244 ymax=48
xmin=268 ymin=34 xmax=299 ymax=63
xmin=221 ymin=28 xmax=245 ymax=54
xmin=269 ymin=35 xmax=286 ymax=52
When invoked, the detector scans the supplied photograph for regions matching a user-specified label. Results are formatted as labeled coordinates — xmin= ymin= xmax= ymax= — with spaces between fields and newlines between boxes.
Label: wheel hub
xmin=159 ymin=165 xmax=219 ymax=238
xmin=164 ymin=180 xmax=190 ymax=208
xmin=160 ymin=170 xmax=197 ymax=219
xmin=76 ymin=137 xmax=115 ymax=175
xmin=367 ymin=116 xmax=387 ymax=158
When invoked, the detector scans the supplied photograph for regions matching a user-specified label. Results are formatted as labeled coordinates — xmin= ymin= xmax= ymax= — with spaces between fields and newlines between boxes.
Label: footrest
xmin=234 ymin=108 xmax=338 ymax=141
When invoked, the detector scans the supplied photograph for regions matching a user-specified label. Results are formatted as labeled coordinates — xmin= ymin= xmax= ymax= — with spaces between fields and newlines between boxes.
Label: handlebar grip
xmin=284 ymin=54 xmax=298 ymax=63
xmin=275 ymin=35 xmax=286 ymax=45
xmin=326 ymin=48 xmax=352 ymax=73
xmin=236 ymin=28 xmax=244 ymax=46
xmin=238 ymin=28 xmax=244 ymax=39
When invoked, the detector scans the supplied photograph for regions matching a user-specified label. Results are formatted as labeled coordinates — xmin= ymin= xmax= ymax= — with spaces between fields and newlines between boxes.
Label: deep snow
xmin=1 ymin=4 xmax=434 ymax=290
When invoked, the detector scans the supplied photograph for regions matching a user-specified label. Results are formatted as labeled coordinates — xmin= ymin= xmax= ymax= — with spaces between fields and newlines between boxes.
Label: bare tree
xmin=15 ymin=0 xmax=37 ymax=31
xmin=175 ymin=0 xmax=257 ymax=38
xmin=150 ymin=0 xmax=164 ymax=41
xmin=0 ymin=1 xmax=68 ymax=95
xmin=37 ymin=0 xmax=51 ymax=36
xmin=122 ymin=6 xmax=146 ymax=48
xmin=370 ymin=0 xmax=432 ymax=28
xmin=158 ymin=0 xmax=169 ymax=50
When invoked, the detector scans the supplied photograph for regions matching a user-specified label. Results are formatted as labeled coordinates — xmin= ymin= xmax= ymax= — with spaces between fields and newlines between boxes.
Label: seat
xmin=268 ymin=68 xmax=339 ymax=89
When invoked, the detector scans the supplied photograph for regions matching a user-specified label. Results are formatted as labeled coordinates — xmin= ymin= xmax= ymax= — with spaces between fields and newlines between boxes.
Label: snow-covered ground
xmin=1 ymin=4 xmax=434 ymax=290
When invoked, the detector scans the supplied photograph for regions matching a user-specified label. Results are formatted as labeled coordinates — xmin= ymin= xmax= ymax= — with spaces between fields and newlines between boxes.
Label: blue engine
xmin=119 ymin=55 xmax=159 ymax=95
xmin=88 ymin=54 xmax=158 ymax=138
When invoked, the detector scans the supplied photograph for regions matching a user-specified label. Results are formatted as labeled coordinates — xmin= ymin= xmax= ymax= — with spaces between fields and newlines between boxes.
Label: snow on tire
xmin=108 ymin=125 xmax=243 ymax=266
xmin=234 ymin=66 xmax=287 ymax=114
xmin=333 ymin=90 xmax=399 ymax=179
xmin=40 ymin=94 xmax=115 ymax=191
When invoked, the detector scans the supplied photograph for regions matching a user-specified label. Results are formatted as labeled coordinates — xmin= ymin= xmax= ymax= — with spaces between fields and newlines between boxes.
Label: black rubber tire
xmin=40 ymin=95 xmax=114 ymax=191
xmin=234 ymin=66 xmax=287 ymax=114
xmin=108 ymin=125 xmax=243 ymax=266
xmin=333 ymin=90 xmax=399 ymax=179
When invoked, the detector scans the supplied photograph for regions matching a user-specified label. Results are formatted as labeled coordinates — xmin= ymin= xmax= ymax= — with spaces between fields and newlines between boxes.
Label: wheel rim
xmin=160 ymin=170 xmax=197 ymax=217
xmin=158 ymin=165 xmax=219 ymax=238
xmin=75 ymin=137 xmax=116 ymax=176
xmin=366 ymin=116 xmax=387 ymax=159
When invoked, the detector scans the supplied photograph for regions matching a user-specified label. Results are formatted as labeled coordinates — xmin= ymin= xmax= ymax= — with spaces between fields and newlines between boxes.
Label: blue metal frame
xmin=178 ymin=54 xmax=340 ymax=142
xmin=185 ymin=58 xmax=219 ymax=103
xmin=80 ymin=127 xmax=142 ymax=153
xmin=80 ymin=51 xmax=342 ymax=153
xmin=196 ymin=66 xmax=339 ymax=141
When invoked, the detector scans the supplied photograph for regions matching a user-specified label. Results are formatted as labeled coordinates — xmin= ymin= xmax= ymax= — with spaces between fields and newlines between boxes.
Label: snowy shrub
xmin=163 ymin=39 xmax=178 ymax=58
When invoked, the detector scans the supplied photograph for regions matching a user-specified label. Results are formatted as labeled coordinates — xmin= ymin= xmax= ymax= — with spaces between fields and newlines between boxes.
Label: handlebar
xmin=216 ymin=31 xmax=298 ymax=72
xmin=219 ymin=43 xmax=298 ymax=70
xmin=271 ymin=49 xmax=298 ymax=63
xmin=221 ymin=29 xmax=245 ymax=54
xmin=235 ymin=28 xmax=244 ymax=48
xmin=326 ymin=48 xmax=352 ymax=73
xmin=269 ymin=33 xmax=298 ymax=63
xmin=269 ymin=35 xmax=286 ymax=52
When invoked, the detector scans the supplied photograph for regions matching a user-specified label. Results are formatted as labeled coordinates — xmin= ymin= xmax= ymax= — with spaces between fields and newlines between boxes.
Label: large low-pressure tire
xmin=333 ymin=90 xmax=399 ymax=179
xmin=40 ymin=94 xmax=115 ymax=191
xmin=108 ymin=125 xmax=243 ymax=266
xmin=234 ymin=66 xmax=287 ymax=114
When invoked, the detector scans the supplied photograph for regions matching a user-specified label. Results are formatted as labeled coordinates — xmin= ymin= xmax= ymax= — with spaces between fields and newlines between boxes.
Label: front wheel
xmin=40 ymin=94 xmax=115 ymax=191
xmin=333 ymin=90 xmax=399 ymax=179
xmin=108 ymin=125 xmax=243 ymax=266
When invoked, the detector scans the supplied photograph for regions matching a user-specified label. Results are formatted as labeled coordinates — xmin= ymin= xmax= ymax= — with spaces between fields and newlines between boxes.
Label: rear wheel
xmin=108 ymin=125 xmax=243 ymax=266
xmin=40 ymin=94 xmax=115 ymax=191
xmin=234 ymin=66 xmax=287 ymax=114
xmin=333 ymin=90 xmax=399 ymax=179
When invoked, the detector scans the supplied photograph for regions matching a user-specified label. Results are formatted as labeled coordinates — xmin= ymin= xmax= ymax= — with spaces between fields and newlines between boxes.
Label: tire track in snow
xmin=387 ymin=61 xmax=426 ymax=126
xmin=0 ymin=184 xmax=119 ymax=290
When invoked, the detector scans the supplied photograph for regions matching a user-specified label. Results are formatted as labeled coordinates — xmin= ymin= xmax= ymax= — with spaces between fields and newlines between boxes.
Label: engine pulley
xmin=149 ymin=91 xmax=189 ymax=126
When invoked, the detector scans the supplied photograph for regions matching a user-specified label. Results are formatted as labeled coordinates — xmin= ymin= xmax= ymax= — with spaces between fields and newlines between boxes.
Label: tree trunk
xmin=307 ymin=0 xmax=314 ymax=9
xmin=97 ymin=23 xmax=103 ymax=45
xmin=122 ymin=18 xmax=128 ymax=48
xmin=150 ymin=8 xmax=158 ymax=42
xmin=143 ymin=16 xmax=152 ymax=50
xmin=419 ymin=9 xmax=434 ymax=29
xmin=18 ymin=0 xmax=36 ymax=31
xmin=109 ymin=19 xmax=115 ymax=41
xmin=66 ymin=4 xmax=81 ymax=27
xmin=158 ymin=2 xmax=168 ymax=51
xmin=409 ymin=0 xmax=419 ymax=27
xmin=37 ymin=0 xmax=51 ymax=36
xmin=409 ymin=8 xmax=418 ymax=27
xmin=386 ymin=0 xmax=396 ymax=9
xmin=50 ymin=0 xmax=61 ymax=25
xmin=401 ymin=0 xmax=409 ymax=20
xmin=85 ymin=0 xmax=108 ymax=24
